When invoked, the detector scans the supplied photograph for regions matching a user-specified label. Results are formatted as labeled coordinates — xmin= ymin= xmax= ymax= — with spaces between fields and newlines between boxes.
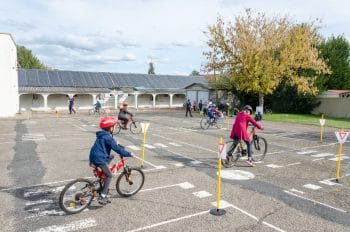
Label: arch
xmin=138 ymin=94 xmax=154 ymax=108
xmin=155 ymin=94 xmax=170 ymax=107
xmin=74 ymin=94 xmax=94 ymax=109
xmin=173 ymin=94 xmax=186 ymax=107
xmin=19 ymin=94 xmax=44 ymax=111
xmin=47 ymin=94 xmax=69 ymax=110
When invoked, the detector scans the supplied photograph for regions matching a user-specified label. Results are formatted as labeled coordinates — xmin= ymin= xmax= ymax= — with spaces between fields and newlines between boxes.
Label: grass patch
xmin=262 ymin=113 xmax=350 ymax=129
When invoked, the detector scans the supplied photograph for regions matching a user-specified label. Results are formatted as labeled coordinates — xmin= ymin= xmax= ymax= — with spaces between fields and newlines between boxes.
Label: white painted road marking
xmin=289 ymin=189 xmax=304 ymax=194
xmin=25 ymin=199 xmax=54 ymax=206
xmin=128 ymin=145 xmax=141 ymax=151
xmin=221 ymin=170 xmax=255 ymax=180
xmin=312 ymin=158 xmax=325 ymax=162
xmin=297 ymin=150 xmax=317 ymax=155
xmin=311 ymin=153 xmax=334 ymax=158
xmin=266 ymin=164 xmax=284 ymax=169
xmin=286 ymin=162 xmax=301 ymax=166
xmin=190 ymin=160 xmax=202 ymax=165
xmin=144 ymin=144 xmax=156 ymax=149
xmin=284 ymin=190 xmax=346 ymax=213
xmin=210 ymin=200 xmax=233 ymax=209
xmin=173 ymin=163 xmax=184 ymax=167
xmin=178 ymin=182 xmax=195 ymax=189
xmin=303 ymin=184 xmax=322 ymax=190
xmin=168 ymin=142 xmax=182 ymax=147
xmin=154 ymin=143 xmax=168 ymax=148
xmin=32 ymin=218 xmax=97 ymax=232
xmin=139 ymin=182 xmax=194 ymax=193
xmin=22 ymin=134 xmax=46 ymax=141
xmin=193 ymin=191 xmax=212 ymax=198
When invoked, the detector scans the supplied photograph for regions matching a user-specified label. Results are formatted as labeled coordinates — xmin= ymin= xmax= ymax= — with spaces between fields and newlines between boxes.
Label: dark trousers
xmin=97 ymin=155 xmax=114 ymax=196
xmin=69 ymin=104 xmax=76 ymax=114
xmin=229 ymin=138 xmax=252 ymax=159
xmin=186 ymin=107 xmax=192 ymax=117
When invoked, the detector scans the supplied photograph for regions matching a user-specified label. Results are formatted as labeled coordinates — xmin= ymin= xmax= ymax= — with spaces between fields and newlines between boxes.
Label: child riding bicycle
xmin=118 ymin=102 xmax=133 ymax=129
xmin=89 ymin=116 xmax=135 ymax=205
xmin=229 ymin=105 xmax=264 ymax=166
xmin=207 ymin=104 xmax=221 ymax=124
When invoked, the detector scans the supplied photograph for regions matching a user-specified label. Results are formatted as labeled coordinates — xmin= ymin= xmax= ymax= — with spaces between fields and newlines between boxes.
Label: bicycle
xmin=114 ymin=116 xmax=142 ymax=134
xmin=88 ymin=107 xmax=106 ymax=116
xmin=200 ymin=114 xmax=224 ymax=130
xmin=58 ymin=156 xmax=145 ymax=214
xmin=222 ymin=126 xmax=267 ymax=168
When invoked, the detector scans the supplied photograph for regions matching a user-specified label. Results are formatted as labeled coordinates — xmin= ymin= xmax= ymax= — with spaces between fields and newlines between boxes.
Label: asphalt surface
xmin=0 ymin=109 xmax=349 ymax=232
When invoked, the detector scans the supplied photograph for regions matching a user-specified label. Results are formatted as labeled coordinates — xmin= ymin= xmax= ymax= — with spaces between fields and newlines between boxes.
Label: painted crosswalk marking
xmin=190 ymin=160 xmax=202 ymax=165
xmin=178 ymin=182 xmax=195 ymax=189
xmin=168 ymin=142 xmax=182 ymax=147
xmin=173 ymin=163 xmax=184 ymax=167
xmin=297 ymin=150 xmax=317 ymax=155
xmin=289 ymin=188 xmax=304 ymax=194
xmin=303 ymin=184 xmax=322 ymax=190
xmin=319 ymin=179 xmax=341 ymax=186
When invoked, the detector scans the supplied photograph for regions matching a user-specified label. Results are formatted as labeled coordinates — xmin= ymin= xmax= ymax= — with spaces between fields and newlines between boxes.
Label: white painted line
xmin=328 ymin=155 xmax=349 ymax=161
xmin=139 ymin=182 xmax=194 ymax=193
xmin=25 ymin=199 xmax=54 ymax=206
xmin=133 ymin=156 xmax=158 ymax=168
xmin=144 ymin=144 xmax=156 ymax=149
xmin=297 ymin=150 xmax=317 ymax=155
xmin=193 ymin=191 xmax=212 ymax=198
xmin=228 ymin=203 xmax=286 ymax=232
xmin=127 ymin=210 xmax=209 ymax=232
xmin=286 ymin=162 xmax=301 ymax=166
xmin=266 ymin=164 xmax=284 ymax=169
xmin=25 ymin=209 xmax=65 ymax=219
xmin=155 ymin=165 xmax=166 ymax=169
xmin=210 ymin=200 xmax=232 ymax=209
xmin=71 ymin=123 xmax=88 ymax=132
xmin=173 ymin=163 xmax=184 ymax=167
xmin=284 ymin=190 xmax=347 ymax=213
xmin=22 ymin=134 xmax=46 ymax=141
xmin=168 ymin=142 xmax=182 ymax=147
xmin=154 ymin=143 xmax=168 ymax=148
xmin=312 ymin=158 xmax=325 ymax=162
xmin=221 ymin=170 xmax=255 ymax=180
xmin=24 ymin=190 xmax=52 ymax=198
xmin=32 ymin=218 xmax=97 ymax=232
xmin=303 ymin=184 xmax=322 ymax=190
xmin=178 ymin=182 xmax=195 ymax=189
xmin=190 ymin=160 xmax=202 ymax=165
xmin=311 ymin=153 xmax=334 ymax=158
xmin=319 ymin=179 xmax=342 ymax=186
xmin=128 ymin=145 xmax=141 ymax=151
xmin=289 ymin=188 xmax=304 ymax=194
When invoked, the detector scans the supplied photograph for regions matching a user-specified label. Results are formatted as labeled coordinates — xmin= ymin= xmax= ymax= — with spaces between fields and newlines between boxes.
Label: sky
xmin=1 ymin=0 xmax=349 ymax=75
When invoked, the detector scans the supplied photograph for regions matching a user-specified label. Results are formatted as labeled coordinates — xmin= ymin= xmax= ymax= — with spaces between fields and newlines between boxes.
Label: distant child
xmin=89 ymin=116 xmax=135 ymax=205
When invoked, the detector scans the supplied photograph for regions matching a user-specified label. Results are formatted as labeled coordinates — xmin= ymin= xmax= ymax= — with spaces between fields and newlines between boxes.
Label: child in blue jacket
xmin=89 ymin=116 xmax=135 ymax=205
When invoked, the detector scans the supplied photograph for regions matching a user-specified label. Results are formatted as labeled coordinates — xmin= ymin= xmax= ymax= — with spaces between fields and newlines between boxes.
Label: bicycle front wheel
xmin=216 ymin=117 xmax=224 ymax=129
xmin=59 ymin=178 xmax=95 ymax=214
xmin=116 ymin=168 xmax=145 ymax=197
xmin=200 ymin=117 xmax=210 ymax=130
xmin=252 ymin=136 xmax=267 ymax=161
xmin=130 ymin=121 xmax=142 ymax=134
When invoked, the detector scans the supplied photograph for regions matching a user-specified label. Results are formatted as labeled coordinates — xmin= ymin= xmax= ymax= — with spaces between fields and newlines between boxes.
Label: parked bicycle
xmin=222 ymin=126 xmax=267 ymax=167
xmin=200 ymin=114 xmax=224 ymax=129
xmin=114 ymin=116 xmax=142 ymax=134
xmin=59 ymin=156 xmax=145 ymax=214
xmin=88 ymin=107 xmax=106 ymax=116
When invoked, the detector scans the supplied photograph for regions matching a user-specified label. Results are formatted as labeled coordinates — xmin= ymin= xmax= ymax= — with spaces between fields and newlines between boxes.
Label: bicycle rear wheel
xmin=113 ymin=123 xmax=122 ymax=135
xmin=130 ymin=121 xmax=142 ymax=134
xmin=221 ymin=141 xmax=240 ymax=168
xmin=200 ymin=117 xmax=210 ymax=130
xmin=59 ymin=178 xmax=95 ymax=214
xmin=116 ymin=167 xmax=145 ymax=197
xmin=252 ymin=136 xmax=267 ymax=161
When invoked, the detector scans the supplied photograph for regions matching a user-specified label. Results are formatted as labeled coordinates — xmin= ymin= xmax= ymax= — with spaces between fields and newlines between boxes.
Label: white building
xmin=0 ymin=33 xmax=19 ymax=117
xmin=312 ymin=90 xmax=350 ymax=118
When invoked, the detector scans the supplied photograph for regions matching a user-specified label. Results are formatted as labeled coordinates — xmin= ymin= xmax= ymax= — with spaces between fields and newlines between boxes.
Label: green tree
xmin=148 ymin=62 xmax=155 ymax=74
xmin=190 ymin=70 xmax=200 ymax=76
xmin=204 ymin=9 xmax=329 ymax=110
xmin=17 ymin=45 xmax=47 ymax=69
xmin=319 ymin=35 xmax=350 ymax=90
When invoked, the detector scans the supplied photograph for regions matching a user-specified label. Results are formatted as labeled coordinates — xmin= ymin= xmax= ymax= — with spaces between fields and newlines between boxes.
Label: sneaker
xmin=250 ymin=158 xmax=256 ymax=163
xmin=246 ymin=160 xmax=255 ymax=167
xmin=98 ymin=196 xmax=111 ymax=205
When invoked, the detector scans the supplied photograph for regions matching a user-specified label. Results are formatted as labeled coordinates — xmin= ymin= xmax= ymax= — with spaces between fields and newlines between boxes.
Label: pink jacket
xmin=230 ymin=111 xmax=263 ymax=141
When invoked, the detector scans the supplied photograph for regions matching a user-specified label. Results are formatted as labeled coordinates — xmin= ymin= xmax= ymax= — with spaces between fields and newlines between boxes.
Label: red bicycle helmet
xmin=122 ymin=102 xmax=128 ymax=107
xmin=99 ymin=116 xmax=118 ymax=129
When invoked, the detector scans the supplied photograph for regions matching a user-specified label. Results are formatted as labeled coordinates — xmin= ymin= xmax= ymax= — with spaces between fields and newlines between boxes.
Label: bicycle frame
xmin=92 ymin=157 xmax=126 ymax=182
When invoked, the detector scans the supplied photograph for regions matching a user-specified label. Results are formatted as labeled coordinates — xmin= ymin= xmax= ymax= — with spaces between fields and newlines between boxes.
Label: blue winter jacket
xmin=89 ymin=130 xmax=131 ymax=165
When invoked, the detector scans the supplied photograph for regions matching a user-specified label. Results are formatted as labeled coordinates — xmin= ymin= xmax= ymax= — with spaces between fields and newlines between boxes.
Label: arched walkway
xmin=155 ymin=94 xmax=170 ymax=107
xmin=19 ymin=94 xmax=44 ymax=110
xmin=75 ymin=94 xmax=93 ymax=109
xmin=47 ymin=94 xmax=69 ymax=110
xmin=138 ymin=94 xmax=153 ymax=108
xmin=173 ymin=94 xmax=186 ymax=107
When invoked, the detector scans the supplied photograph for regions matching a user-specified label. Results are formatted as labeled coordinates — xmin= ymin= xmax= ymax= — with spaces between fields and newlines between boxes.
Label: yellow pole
xmin=141 ymin=124 xmax=147 ymax=168
xmin=320 ymin=114 xmax=324 ymax=143
xmin=216 ymin=136 xmax=223 ymax=210
xmin=336 ymin=129 xmax=344 ymax=182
